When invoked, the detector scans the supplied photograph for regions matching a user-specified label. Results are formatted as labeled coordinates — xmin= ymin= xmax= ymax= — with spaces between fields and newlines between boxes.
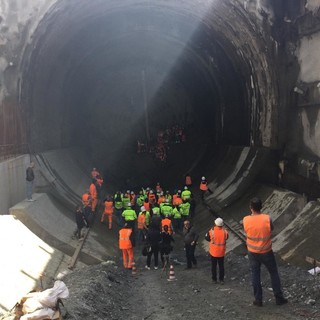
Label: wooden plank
xmin=68 ymin=228 xmax=89 ymax=270
xmin=305 ymin=256 xmax=320 ymax=267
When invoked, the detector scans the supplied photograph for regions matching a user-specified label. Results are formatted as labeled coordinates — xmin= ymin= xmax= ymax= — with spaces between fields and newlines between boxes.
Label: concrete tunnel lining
xmin=19 ymin=0 xmax=280 ymax=187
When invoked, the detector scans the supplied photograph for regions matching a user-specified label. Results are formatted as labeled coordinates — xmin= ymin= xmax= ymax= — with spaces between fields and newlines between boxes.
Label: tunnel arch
xmin=20 ymin=0 xmax=279 ymax=186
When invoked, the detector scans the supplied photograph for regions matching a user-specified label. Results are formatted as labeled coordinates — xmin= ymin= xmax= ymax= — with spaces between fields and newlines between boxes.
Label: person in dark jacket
xmin=160 ymin=225 xmax=175 ymax=267
xmin=26 ymin=162 xmax=35 ymax=201
xmin=145 ymin=225 xmax=162 ymax=270
xmin=183 ymin=220 xmax=199 ymax=269
xmin=74 ymin=205 xmax=87 ymax=239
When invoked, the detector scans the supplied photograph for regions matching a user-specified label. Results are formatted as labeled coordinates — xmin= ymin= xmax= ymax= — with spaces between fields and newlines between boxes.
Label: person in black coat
xmin=160 ymin=225 xmax=175 ymax=266
xmin=145 ymin=224 xmax=162 ymax=270
xmin=74 ymin=205 xmax=87 ymax=239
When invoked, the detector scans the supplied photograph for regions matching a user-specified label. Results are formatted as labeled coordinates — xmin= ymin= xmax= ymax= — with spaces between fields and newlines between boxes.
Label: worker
xmin=155 ymin=182 xmax=163 ymax=197
xmin=73 ymin=205 xmax=87 ymax=240
xmin=181 ymin=186 xmax=191 ymax=201
xmin=199 ymin=176 xmax=208 ymax=200
xmin=119 ymin=223 xmax=135 ymax=269
xmin=130 ymin=191 xmax=137 ymax=209
xmin=160 ymin=225 xmax=175 ymax=267
xmin=122 ymin=191 xmax=131 ymax=209
xmin=82 ymin=190 xmax=92 ymax=207
xmin=136 ymin=190 xmax=145 ymax=208
xmin=143 ymin=197 xmax=150 ymax=212
xmin=205 ymin=218 xmax=228 ymax=284
xmin=172 ymin=205 xmax=182 ymax=233
xmin=243 ymin=197 xmax=288 ymax=307
xmin=179 ymin=199 xmax=191 ymax=221
xmin=145 ymin=222 xmax=162 ymax=270
xmin=172 ymin=193 xmax=182 ymax=206
xmin=91 ymin=167 xmax=100 ymax=179
xmin=157 ymin=191 xmax=166 ymax=205
xmin=148 ymin=190 xmax=157 ymax=205
xmin=165 ymin=190 xmax=172 ymax=204
xmin=114 ymin=191 xmax=123 ymax=226
xmin=183 ymin=220 xmax=199 ymax=269
xmin=89 ymin=179 xmax=98 ymax=213
xmin=137 ymin=206 xmax=148 ymax=242
xmin=161 ymin=199 xmax=173 ymax=218
xmin=95 ymin=175 xmax=104 ymax=199
xmin=151 ymin=203 xmax=161 ymax=216
xmin=122 ymin=203 xmax=137 ymax=230
xmin=101 ymin=196 xmax=114 ymax=229
xmin=185 ymin=173 xmax=192 ymax=187
xmin=161 ymin=215 xmax=174 ymax=235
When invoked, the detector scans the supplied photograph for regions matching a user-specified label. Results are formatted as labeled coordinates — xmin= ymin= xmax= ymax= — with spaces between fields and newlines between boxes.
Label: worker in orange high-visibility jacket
xmin=101 ymin=196 xmax=114 ymax=229
xmin=199 ymin=176 xmax=208 ymax=200
xmin=185 ymin=173 xmax=192 ymax=187
xmin=89 ymin=180 xmax=98 ymax=212
xmin=161 ymin=215 xmax=174 ymax=235
xmin=205 ymin=218 xmax=228 ymax=284
xmin=119 ymin=224 xmax=135 ymax=269
xmin=243 ymin=197 xmax=288 ymax=307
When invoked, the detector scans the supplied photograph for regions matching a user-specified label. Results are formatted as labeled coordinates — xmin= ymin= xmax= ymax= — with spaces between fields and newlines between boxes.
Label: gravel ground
xmin=59 ymin=238 xmax=320 ymax=320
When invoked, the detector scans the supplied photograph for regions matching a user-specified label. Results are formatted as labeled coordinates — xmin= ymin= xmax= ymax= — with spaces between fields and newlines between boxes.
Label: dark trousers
xmin=248 ymin=250 xmax=284 ymax=302
xmin=147 ymin=245 xmax=159 ymax=267
xmin=185 ymin=244 xmax=197 ymax=268
xmin=211 ymin=256 xmax=224 ymax=281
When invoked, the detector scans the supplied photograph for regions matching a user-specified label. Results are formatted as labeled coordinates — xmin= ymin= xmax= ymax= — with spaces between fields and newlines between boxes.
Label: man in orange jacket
xmin=243 ymin=197 xmax=288 ymax=307
xmin=101 ymin=196 xmax=114 ymax=229
xmin=119 ymin=224 xmax=135 ymax=269
xmin=205 ymin=218 xmax=228 ymax=284
xmin=89 ymin=179 xmax=98 ymax=213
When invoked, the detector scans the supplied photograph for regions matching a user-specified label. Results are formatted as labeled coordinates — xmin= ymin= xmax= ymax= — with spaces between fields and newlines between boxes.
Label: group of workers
xmin=136 ymin=124 xmax=187 ymax=162
xmin=77 ymin=169 xmax=287 ymax=307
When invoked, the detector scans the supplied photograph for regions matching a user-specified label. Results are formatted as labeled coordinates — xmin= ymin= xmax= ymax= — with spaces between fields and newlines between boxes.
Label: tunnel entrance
xmin=20 ymin=0 xmax=278 ymax=187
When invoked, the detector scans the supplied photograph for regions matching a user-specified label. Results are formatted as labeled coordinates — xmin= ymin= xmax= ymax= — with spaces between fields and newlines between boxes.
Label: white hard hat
xmin=202 ymin=176 xmax=206 ymax=180
xmin=215 ymin=218 xmax=223 ymax=227
xmin=141 ymin=206 xmax=146 ymax=212
xmin=184 ymin=186 xmax=188 ymax=190
xmin=127 ymin=203 xmax=131 ymax=207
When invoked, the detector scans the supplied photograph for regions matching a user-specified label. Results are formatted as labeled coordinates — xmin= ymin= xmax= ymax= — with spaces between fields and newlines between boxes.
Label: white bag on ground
xmin=20 ymin=308 xmax=55 ymax=320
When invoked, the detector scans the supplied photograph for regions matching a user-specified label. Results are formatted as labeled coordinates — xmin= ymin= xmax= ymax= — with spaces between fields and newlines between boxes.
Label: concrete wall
xmin=0 ymin=155 xmax=30 ymax=214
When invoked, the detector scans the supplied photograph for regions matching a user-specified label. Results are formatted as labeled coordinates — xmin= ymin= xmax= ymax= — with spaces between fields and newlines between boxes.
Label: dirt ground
xmin=59 ymin=233 xmax=320 ymax=320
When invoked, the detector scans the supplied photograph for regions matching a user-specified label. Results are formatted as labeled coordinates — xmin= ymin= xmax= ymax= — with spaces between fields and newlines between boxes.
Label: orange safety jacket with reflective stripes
xmin=89 ymin=183 xmax=97 ymax=199
xmin=161 ymin=218 xmax=173 ymax=234
xmin=137 ymin=213 xmax=146 ymax=229
xmin=199 ymin=181 xmax=208 ymax=191
xmin=158 ymin=196 xmax=166 ymax=204
xmin=243 ymin=213 xmax=272 ymax=254
xmin=104 ymin=200 xmax=113 ymax=215
xmin=119 ymin=228 xmax=133 ymax=249
xmin=209 ymin=227 xmax=228 ymax=257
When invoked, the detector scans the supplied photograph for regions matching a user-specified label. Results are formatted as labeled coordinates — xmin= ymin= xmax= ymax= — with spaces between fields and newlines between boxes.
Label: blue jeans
xmin=248 ymin=250 xmax=284 ymax=302
xmin=26 ymin=180 xmax=33 ymax=200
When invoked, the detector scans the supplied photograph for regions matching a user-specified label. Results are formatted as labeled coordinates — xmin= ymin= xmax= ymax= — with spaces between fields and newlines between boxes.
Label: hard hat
xmin=165 ymin=199 xmax=170 ymax=203
xmin=141 ymin=206 xmax=146 ymax=212
xmin=150 ymin=190 xmax=153 ymax=194
xmin=146 ymin=187 xmax=150 ymax=191
xmin=160 ymin=191 xmax=164 ymax=195
xmin=127 ymin=203 xmax=131 ymax=207
xmin=130 ymin=191 xmax=134 ymax=194
xmin=184 ymin=186 xmax=188 ymax=190
xmin=215 ymin=218 xmax=223 ymax=227
xmin=126 ymin=190 xmax=130 ymax=194
xmin=202 ymin=176 xmax=206 ymax=180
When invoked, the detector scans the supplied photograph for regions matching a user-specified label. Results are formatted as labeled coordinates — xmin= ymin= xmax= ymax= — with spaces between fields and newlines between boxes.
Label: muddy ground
xmin=59 ymin=233 xmax=320 ymax=320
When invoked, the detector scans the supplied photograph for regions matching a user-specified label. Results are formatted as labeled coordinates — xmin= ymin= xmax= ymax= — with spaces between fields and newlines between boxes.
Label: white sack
xmin=20 ymin=308 xmax=55 ymax=320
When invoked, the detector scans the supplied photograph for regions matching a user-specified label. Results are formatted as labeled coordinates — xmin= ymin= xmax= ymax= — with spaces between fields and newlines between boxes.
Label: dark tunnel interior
xmin=21 ymin=0 xmax=262 ymax=188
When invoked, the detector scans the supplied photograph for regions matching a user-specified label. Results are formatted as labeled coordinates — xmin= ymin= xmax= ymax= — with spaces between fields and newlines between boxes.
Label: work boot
xmin=276 ymin=297 xmax=288 ymax=306
xmin=253 ymin=300 xmax=263 ymax=307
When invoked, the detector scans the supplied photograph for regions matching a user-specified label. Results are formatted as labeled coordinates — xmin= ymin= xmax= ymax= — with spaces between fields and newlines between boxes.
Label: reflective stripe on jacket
xmin=119 ymin=228 xmax=133 ymax=249
xmin=209 ymin=227 xmax=228 ymax=257
xmin=243 ymin=214 xmax=272 ymax=254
